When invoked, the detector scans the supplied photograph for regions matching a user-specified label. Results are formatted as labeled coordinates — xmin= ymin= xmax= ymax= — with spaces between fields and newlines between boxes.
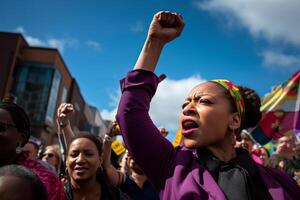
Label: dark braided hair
xmin=212 ymin=83 xmax=262 ymax=137
xmin=0 ymin=101 xmax=30 ymax=147
xmin=238 ymin=86 xmax=262 ymax=130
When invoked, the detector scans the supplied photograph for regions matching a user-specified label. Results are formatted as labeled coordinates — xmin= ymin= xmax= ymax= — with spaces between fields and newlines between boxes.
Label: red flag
xmin=252 ymin=70 xmax=300 ymax=144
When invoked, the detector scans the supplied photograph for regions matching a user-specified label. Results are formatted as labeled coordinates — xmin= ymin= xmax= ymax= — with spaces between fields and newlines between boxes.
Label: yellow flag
xmin=111 ymin=140 xmax=126 ymax=156
xmin=172 ymin=128 xmax=182 ymax=147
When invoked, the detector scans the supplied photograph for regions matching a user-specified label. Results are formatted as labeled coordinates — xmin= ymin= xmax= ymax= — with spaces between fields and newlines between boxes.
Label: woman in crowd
xmin=235 ymin=129 xmax=263 ymax=164
xmin=116 ymin=11 xmax=300 ymax=199
xmin=57 ymin=103 xmax=130 ymax=200
xmin=252 ymin=146 xmax=270 ymax=165
xmin=0 ymin=100 xmax=65 ymax=200
xmin=64 ymin=134 xmax=128 ymax=200
xmin=23 ymin=139 xmax=57 ymax=174
xmin=235 ymin=130 xmax=256 ymax=153
xmin=41 ymin=144 xmax=62 ymax=175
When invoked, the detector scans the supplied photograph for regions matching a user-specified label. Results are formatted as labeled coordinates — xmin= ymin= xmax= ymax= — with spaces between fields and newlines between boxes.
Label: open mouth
xmin=181 ymin=120 xmax=199 ymax=135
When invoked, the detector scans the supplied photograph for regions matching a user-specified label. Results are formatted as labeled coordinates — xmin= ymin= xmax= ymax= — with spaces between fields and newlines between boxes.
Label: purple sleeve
xmin=116 ymin=69 xmax=176 ymax=189
xmin=265 ymin=166 xmax=300 ymax=199
xmin=257 ymin=164 xmax=300 ymax=199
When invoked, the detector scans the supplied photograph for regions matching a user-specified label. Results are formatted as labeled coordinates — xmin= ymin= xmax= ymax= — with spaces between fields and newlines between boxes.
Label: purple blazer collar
xmin=190 ymin=159 xmax=227 ymax=200
xmin=189 ymin=148 xmax=286 ymax=200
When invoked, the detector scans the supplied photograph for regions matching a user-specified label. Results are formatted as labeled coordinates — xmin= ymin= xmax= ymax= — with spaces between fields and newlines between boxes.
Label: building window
xmin=14 ymin=67 xmax=28 ymax=94
xmin=12 ymin=62 xmax=61 ymax=125
xmin=46 ymin=70 xmax=61 ymax=123
xmin=61 ymin=86 xmax=68 ymax=103
xmin=74 ymin=102 xmax=80 ymax=111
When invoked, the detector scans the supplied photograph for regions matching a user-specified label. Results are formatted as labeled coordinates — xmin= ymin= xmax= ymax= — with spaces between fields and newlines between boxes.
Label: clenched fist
xmin=57 ymin=103 xmax=74 ymax=126
xmin=148 ymin=11 xmax=185 ymax=44
xmin=108 ymin=121 xmax=121 ymax=137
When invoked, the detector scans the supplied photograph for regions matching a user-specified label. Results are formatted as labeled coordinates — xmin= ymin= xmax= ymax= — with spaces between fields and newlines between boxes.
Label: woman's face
xmin=0 ymin=108 xmax=23 ymax=166
xmin=259 ymin=148 xmax=269 ymax=163
xmin=42 ymin=147 xmax=59 ymax=168
xmin=235 ymin=132 xmax=254 ymax=153
xmin=179 ymin=82 xmax=238 ymax=149
xmin=66 ymin=138 xmax=102 ymax=182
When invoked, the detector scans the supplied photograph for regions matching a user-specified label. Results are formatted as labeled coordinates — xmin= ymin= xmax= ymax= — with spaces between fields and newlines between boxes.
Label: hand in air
xmin=148 ymin=11 xmax=185 ymax=44
xmin=57 ymin=103 xmax=74 ymax=126
xmin=108 ymin=121 xmax=121 ymax=137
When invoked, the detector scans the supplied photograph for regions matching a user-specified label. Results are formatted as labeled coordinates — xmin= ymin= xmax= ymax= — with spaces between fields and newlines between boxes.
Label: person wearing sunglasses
xmin=22 ymin=138 xmax=57 ymax=174
xmin=0 ymin=100 xmax=66 ymax=200
xmin=41 ymin=144 xmax=62 ymax=176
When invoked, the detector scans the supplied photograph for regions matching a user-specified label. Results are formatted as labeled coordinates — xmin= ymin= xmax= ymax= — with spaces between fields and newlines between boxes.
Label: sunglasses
xmin=0 ymin=122 xmax=17 ymax=133
xmin=42 ymin=153 xmax=55 ymax=158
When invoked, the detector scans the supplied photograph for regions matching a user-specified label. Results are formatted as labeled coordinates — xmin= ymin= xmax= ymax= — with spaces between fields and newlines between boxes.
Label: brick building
xmin=0 ymin=32 xmax=107 ymax=145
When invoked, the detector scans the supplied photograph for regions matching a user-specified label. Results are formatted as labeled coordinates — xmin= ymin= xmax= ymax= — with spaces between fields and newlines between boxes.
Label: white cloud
xmin=99 ymin=89 xmax=121 ymax=121
xmin=130 ymin=21 xmax=144 ymax=33
xmin=48 ymin=39 xmax=66 ymax=52
xmin=262 ymin=50 xmax=300 ymax=70
xmin=101 ymin=107 xmax=118 ymax=121
xmin=196 ymin=0 xmax=300 ymax=46
xmin=15 ymin=26 xmax=26 ymax=34
xmin=85 ymin=40 xmax=102 ymax=51
xmin=25 ymin=35 xmax=47 ymax=46
xmin=13 ymin=26 xmax=75 ymax=53
xmin=100 ymin=75 xmax=206 ymax=132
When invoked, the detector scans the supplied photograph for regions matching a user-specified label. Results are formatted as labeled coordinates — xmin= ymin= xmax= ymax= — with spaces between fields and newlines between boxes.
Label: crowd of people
xmin=0 ymin=11 xmax=300 ymax=200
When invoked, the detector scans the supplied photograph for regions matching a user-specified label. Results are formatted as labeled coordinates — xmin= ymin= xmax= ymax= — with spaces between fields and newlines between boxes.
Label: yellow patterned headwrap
xmin=212 ymin=79 xmax=245 ymax=121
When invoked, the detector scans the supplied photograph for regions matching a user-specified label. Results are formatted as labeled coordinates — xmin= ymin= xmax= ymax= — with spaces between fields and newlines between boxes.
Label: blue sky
xmin=1 ymin=0 xmax=299 ymax=140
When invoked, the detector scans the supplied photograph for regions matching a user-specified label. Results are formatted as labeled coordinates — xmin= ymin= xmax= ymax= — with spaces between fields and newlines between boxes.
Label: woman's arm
xmin=117 ymin=11 xmax=184 ymax=189
xmin=56 ymin=103 xmax=75 ymax=151
xmin=102 ymin=122 xmax=126 ymax=187
xmin=134 ymin=11 xmax=184 ymax=72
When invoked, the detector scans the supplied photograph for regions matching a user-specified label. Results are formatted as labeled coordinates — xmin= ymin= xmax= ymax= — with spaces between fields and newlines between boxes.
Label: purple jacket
xmin=116 ymin=70 xmax=300 ymax=200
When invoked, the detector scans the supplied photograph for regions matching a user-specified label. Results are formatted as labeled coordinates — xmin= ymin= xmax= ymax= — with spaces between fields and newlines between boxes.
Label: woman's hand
xmin=57 ymin=103 xmax=74 ymax=127
xmin=148 ymin=11 xmax=185 ymax=44
xmin=108 ymin=121 xmax=121 ymax=137
xmin=134 ymin=11 xmax=184 ymax=71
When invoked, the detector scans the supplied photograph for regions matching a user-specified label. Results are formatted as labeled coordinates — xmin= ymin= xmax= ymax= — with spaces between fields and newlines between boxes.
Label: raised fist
xmin=108 ymin=121 xmax=121 ymax=137
xmin=57 ymin=103 xmax=74 ymax=125
xmin=148 ymin=11 xmax=185 ymax=44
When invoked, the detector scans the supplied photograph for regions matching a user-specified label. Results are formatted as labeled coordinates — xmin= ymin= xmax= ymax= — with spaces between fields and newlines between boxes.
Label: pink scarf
xmin=17 ymin=152 xmax=66 ymax=200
